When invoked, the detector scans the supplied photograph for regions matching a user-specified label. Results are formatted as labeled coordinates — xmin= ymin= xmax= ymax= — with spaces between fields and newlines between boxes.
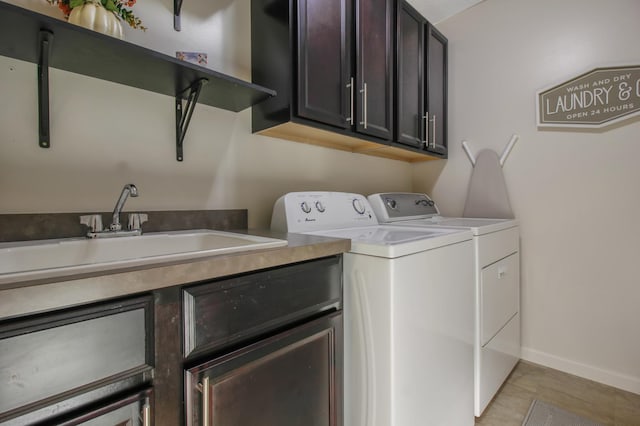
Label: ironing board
xmin=461 ymin=135 xmax=518 ymax=219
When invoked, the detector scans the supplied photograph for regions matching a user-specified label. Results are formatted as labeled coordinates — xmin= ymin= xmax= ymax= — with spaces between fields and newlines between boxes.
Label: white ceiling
xmin=411 ymin=0 xmax=485 ymax=23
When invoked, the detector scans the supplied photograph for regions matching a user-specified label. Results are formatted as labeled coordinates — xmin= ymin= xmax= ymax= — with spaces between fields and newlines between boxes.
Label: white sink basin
xmin=0 ymin=230 xmax=288 ymax=285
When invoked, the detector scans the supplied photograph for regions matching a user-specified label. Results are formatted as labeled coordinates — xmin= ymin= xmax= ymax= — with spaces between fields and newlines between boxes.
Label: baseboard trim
xmin=521 ymin=346 xmax=640 ymax=395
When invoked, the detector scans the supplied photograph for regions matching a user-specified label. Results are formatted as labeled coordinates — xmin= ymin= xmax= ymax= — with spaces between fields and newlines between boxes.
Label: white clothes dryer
xmin=368 ymin=192 xmax=520 ymax=417
xmin=271 ymin=192 xmax=475 ymax=426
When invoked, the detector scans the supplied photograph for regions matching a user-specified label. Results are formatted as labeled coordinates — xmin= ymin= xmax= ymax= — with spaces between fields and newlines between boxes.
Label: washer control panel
xmin=271 ymin=192 xmax=378 ymax=233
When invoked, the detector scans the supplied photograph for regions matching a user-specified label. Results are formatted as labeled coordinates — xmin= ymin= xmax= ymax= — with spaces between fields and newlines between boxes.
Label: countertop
xmin=0 ymin=230 xmax=350 ymax=320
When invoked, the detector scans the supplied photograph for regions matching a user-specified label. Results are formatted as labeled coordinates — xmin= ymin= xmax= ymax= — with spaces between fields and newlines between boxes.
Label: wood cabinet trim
xmin=259 ymin=122 xmax=440 ymax=162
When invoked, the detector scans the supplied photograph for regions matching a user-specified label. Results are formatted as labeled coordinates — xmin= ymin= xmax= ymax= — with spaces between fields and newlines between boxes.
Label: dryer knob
xmin=352 ymin=198 xmax=366 ymax=215
xmin=300 ymin=201 xmax=312 ymax=214
xmin=315 ymin=201 xmax=326 ymax=213
xmin=415 ymin=199 xmax=435 ymax=207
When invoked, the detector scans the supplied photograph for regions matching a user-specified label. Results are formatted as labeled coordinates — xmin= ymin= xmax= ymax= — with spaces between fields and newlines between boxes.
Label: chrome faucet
xmin=110 ymin=184 xmax=138 ymax=231
xmin=80 ymin=183 xmax=148 ymax=238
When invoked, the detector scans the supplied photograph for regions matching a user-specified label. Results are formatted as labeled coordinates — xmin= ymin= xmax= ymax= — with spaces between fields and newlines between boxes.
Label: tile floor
xmin=475 ymin=361 xmax=640 ymax=426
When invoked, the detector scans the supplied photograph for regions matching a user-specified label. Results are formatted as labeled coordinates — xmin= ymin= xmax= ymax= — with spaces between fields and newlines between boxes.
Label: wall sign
xmin=537 ymin=66 xmax=640 ymax=128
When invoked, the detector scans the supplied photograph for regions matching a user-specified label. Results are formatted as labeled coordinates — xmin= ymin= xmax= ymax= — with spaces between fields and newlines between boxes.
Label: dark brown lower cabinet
xmin=0 ymin=256 xmax=343 ymax=426
xmin=181 ymin=256 xmax=343 ymax=426
xmin=185 ymin=312 xmax=342 ymax=426
xmin=0 ymin=296 xmax=154 ymax=426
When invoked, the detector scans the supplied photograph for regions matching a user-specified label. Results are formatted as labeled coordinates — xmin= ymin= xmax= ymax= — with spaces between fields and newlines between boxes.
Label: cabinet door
xmin=355 ymin=0 xmax=393 ymax=140
xmin=0 ymin=297 xmax=154 ymax=425
xmin=396 ymin=1 xmax=425 ymax=148
xmin=297 ymin=0 xmax=352 ymax=129
xmin=425 ymin=24 xmax=448 ymax=155
xmin=185 ymin=312 xmax=343 ymax=426
xmin=54 ymin=389 xmax=153 ymax=426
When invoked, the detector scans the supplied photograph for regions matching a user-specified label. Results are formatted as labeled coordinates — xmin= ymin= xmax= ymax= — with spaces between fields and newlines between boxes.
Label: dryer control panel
xmin=271 ymin=192 xmax=377 ymax=233
xmin=368 ymin=192 xmax=440 ymax=222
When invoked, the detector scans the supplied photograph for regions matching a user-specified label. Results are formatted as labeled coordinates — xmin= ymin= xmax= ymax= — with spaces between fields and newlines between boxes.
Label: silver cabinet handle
xmin=359 ymin=82 xmax=368 ymax=129
xmin=431 ymin=114 xmax=437 ymax=148
xmin=346 ymin=77 xmax=354 ymax=125
xmin=199 ymin=376 xmax=210 ymax=426
xmin=142 ymin=402 xmax=151 ymax=426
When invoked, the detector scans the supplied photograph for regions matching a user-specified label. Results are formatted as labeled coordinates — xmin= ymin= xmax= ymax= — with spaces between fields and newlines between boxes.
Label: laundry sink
xmin=0 ymin=230 xmax=288 ymax=285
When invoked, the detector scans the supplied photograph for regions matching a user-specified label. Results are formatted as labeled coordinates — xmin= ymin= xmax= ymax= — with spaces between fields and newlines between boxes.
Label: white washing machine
xmin=271 ymin=192 xmax=475 ymax=426
xmin=368 ymin=192 xmax=520 ymax=417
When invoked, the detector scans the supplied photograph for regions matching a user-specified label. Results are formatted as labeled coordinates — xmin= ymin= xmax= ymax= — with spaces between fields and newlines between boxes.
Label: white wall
xmin=413 ymin=0 xmax=640 ymax=393
xmin=0 ymin=0 xmax=412 ymax=228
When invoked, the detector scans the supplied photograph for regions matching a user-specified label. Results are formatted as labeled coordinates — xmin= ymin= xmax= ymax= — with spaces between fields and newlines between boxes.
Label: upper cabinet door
xmin=355 ymin=0 xmax=393 ymax=140
xmin=426 ymin=24 xmax=448 ymax=155
xmin=297 ymin=0 xmax=352 ymax=129
xmin=396 ymin=1 xmax=425 ymax=148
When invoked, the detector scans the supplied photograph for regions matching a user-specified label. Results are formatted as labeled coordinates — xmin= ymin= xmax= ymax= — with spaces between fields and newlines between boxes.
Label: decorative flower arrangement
xmin=47 ymin=0 xmax=147 ymax=31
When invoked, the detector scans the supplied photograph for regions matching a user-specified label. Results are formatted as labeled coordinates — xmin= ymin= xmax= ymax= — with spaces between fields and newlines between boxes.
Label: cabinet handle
xmin=199 ymin=376 xmax=210 ymax=426
xmin=431 ymin=114 xmax=437 ymax=149
xmin=142 ymin=403 xmax=151 ymax=426
xmin=346 ymin=77 xmax=354 ymax=125
xmin=359 ymin=82 xmax=367 ymax=129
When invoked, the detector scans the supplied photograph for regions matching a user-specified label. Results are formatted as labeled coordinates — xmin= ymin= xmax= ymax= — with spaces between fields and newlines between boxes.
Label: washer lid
xmin=307 ymin=225 xmax=472 ymax=258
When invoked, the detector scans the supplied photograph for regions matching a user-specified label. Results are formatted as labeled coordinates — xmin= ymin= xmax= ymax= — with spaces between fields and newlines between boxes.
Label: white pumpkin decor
xmin=68 ymin=0 xmax=124 ymax=39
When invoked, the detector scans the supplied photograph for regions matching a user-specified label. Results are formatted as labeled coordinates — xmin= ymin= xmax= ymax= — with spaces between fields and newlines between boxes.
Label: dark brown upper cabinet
xmin=252 ymin=0 xmax=447 ymax=162
xmin=396 ymin=1 xmax=426 ymax=148
xmin=252 ymin=0 xmax=424 ymax=162
xmin=425 ymin=24 xmax=448 ymax=156
xmin=296 ymin=0 xmax=352 ymax=130
xmin=395 ymin=0 xmax=448 ymax=158
xmin=355 ymin=0 xmax=394 ymax=140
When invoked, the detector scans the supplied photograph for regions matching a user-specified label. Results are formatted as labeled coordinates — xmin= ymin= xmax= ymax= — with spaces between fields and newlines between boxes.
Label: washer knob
xmin=385 ymin=198 xmax=397 ymax=209
xmin=315 ymin=201 xmax=326 ymax=213
xmin=352 ymin=198 xmax=366 ymax=215
xmin=300 ymin=201 xmax=312 ymax=214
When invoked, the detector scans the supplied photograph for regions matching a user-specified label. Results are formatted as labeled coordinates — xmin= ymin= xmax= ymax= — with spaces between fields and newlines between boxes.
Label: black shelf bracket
xmin=174 ymin=0 xmax=184 ymax=31
xmin=38 ymin=30 xmax=53 ymax=148
xmin=176 ymin=78 xmax=208 ymax=162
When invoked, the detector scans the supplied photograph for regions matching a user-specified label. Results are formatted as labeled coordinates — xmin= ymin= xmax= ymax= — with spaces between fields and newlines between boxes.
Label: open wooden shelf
xmin=0 ymin=1 xmax=276 ymax=112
